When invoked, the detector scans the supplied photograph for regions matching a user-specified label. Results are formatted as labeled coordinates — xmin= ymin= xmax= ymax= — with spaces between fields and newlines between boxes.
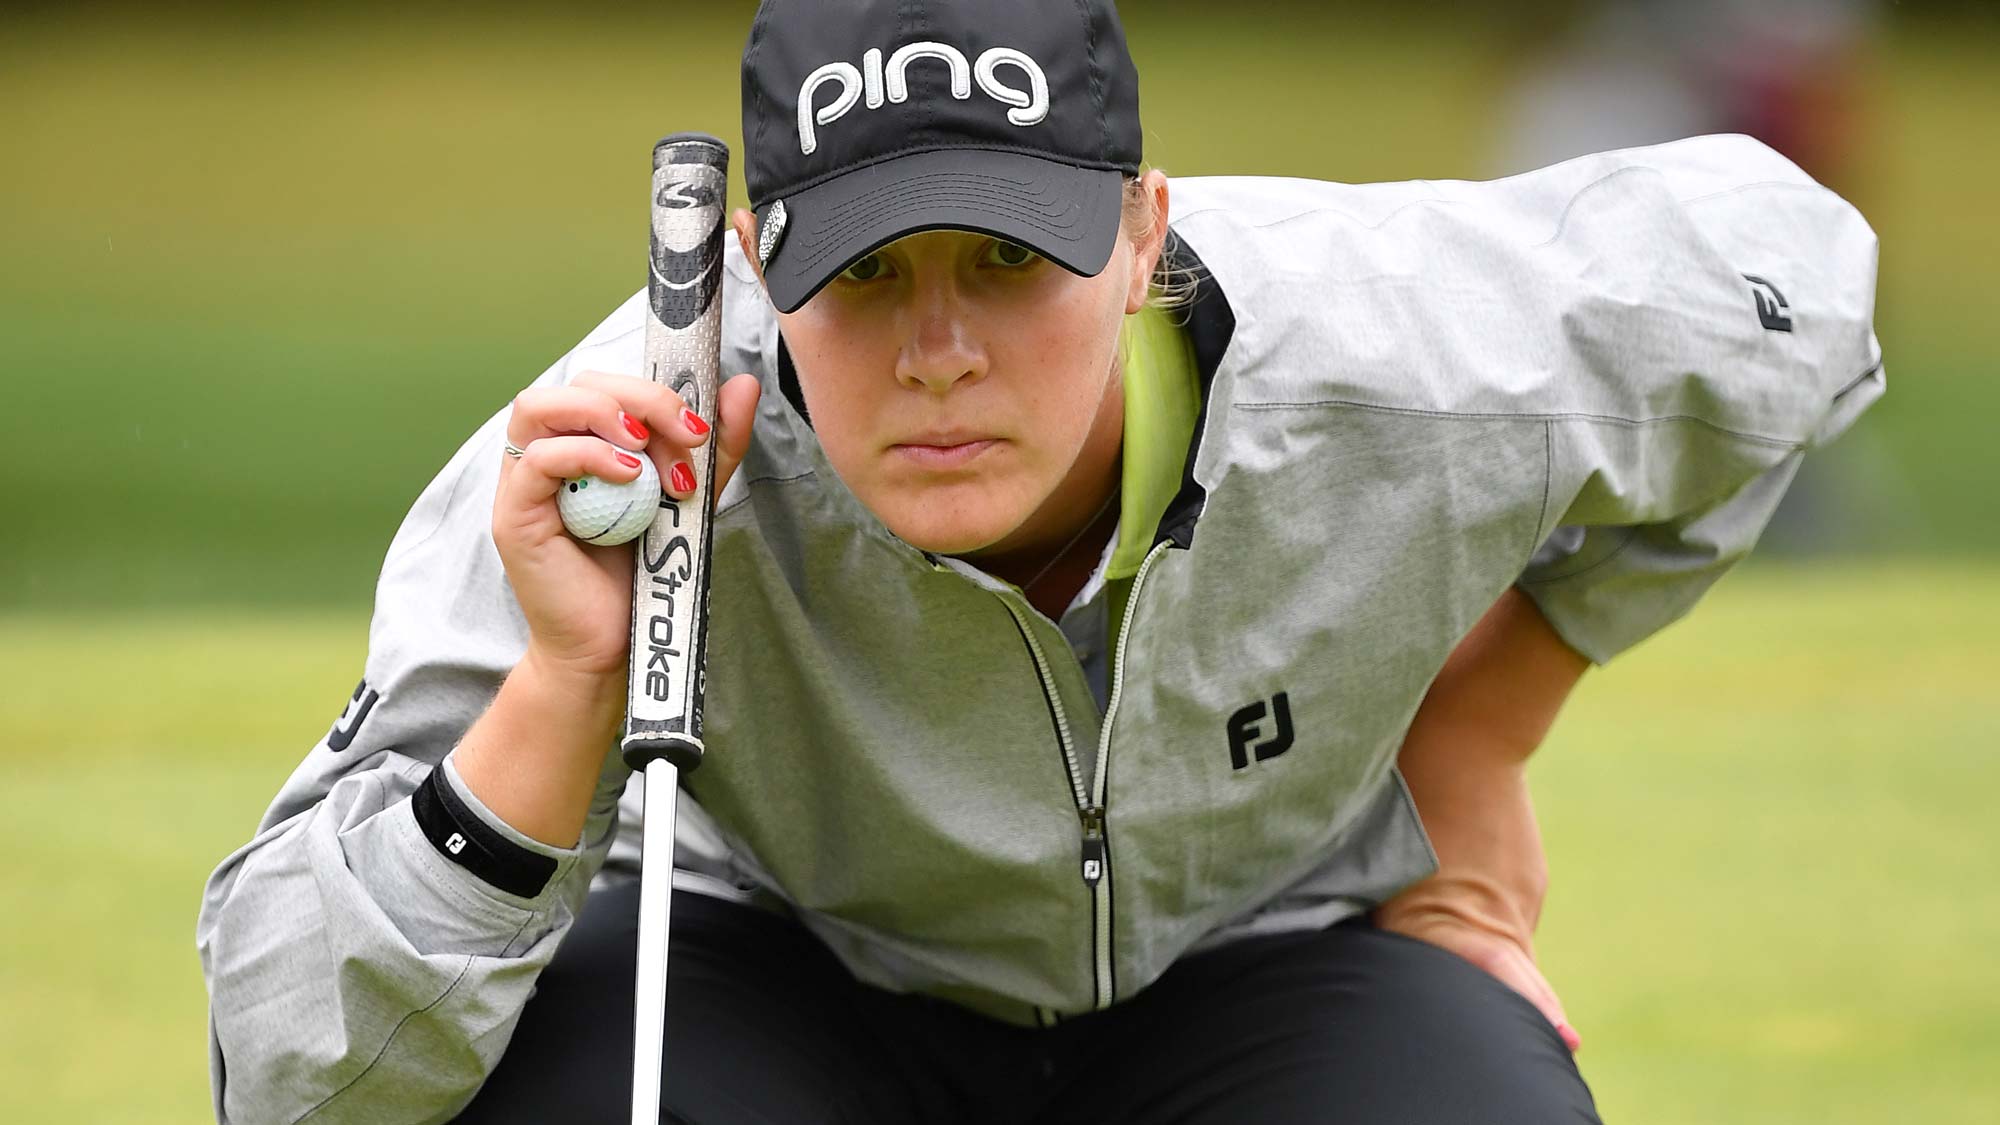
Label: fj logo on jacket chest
xmin=1227 ymin=692 xmax=1294 ymax=770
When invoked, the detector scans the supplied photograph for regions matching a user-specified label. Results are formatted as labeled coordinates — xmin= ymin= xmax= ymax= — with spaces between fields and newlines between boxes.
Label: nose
xmin=894 ymin=275 xmax=987 ymax=395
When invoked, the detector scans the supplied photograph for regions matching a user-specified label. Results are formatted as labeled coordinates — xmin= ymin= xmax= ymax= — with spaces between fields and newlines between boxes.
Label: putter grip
xmin=622 ymin=133 xmax=729 ymax=773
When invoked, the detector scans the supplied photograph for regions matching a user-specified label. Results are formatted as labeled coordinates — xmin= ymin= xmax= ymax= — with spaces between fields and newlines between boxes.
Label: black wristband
xmin=411 ymin=767 xmax=559 ymax=898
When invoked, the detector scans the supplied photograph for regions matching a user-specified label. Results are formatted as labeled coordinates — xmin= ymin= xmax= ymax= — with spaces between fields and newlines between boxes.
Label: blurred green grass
xmin=2 ymin=10 xmax=1995 ymax=611
xmin=3 ymin=564 xmax=1995 ymax=1123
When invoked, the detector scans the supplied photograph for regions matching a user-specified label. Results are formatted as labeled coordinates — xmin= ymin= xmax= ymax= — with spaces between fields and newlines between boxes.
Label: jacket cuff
xmin=1518 ymin=453 xmax=1804 ymax=664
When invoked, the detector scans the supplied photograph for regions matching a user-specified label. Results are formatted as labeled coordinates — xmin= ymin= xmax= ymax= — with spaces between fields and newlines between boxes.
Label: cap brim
xmin=757 ymin=149 xmax=1125 ymax=314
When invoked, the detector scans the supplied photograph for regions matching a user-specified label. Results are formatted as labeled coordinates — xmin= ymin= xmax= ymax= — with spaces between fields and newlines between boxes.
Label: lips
xmin=890 ymin=433 xmax=1001 ymax=470
xmin=897 ymin=428 xmax=995 ymax=447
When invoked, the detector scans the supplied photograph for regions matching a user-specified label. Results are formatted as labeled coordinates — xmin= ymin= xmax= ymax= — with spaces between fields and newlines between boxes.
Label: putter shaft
xmin=631 ymin=760 xmax=680 ymax=1125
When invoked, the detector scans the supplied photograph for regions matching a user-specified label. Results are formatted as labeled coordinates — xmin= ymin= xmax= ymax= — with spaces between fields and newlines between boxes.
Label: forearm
xmin=453 ymin=650 xmax=627 ymax=847
xmin=1377 ymin=588 xmax=1588 ymax=941
xmin=1384 ymin=738 xmax=1545 ymax=940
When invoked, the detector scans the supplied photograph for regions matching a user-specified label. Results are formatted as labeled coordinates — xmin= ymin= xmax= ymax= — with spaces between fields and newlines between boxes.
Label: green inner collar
xmin=1111 ymin=302 xmax=1201 ymax=580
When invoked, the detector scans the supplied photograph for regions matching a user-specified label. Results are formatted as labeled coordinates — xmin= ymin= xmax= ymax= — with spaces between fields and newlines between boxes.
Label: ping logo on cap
xmin=798 ymin=41 xmax=1051 ymax=155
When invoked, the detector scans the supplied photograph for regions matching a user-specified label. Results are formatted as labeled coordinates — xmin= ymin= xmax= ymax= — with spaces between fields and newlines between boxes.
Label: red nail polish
xmin=670 ymin=462 xmax=696 ymax=493
xmin=682 ymin=409 xmax=710 ymax=437
xmin=621 ymin=412 xmax=650 ymax=442
xmin=616 ymin=451 xmax=642 ymax=470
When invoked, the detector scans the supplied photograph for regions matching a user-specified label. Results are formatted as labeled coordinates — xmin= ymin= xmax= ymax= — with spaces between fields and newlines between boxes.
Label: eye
xmin=839 ymin=253 xmax=890 ymax=282
xmin=983 ymin=240 xmax=1039 ymax=268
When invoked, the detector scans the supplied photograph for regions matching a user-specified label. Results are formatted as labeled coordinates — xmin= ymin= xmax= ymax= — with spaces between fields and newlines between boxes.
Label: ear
xmin=1124 ymin=170 xmax=1171 ymax=315
xmin=732 ymin=209 xmax=768 ymax=290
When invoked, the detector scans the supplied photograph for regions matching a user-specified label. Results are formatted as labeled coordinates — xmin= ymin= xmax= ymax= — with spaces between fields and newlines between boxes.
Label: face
xmin=738 ymin=182 xmax=1166 ymax=562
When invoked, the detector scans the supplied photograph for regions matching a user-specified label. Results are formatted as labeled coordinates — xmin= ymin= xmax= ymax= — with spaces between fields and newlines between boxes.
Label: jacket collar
xmin=1151 ymin=230 xmax=1234 ymax=551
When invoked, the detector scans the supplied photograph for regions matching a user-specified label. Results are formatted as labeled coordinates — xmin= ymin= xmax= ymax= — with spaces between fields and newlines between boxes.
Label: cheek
xmin=1020 ymin=277 xmax=1125 ymax=417
xmin=781 ymin=323 xmax=890 ymax=461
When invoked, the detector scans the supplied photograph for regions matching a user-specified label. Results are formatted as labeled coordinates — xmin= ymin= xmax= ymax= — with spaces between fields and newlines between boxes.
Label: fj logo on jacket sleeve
xmin=326 ymin=679 xmax=381 ymax=753
xmin=1227 ymin=692 xmax=1295 ymax=771
xmin=1744 ymin=274 xmax=1795 ymax=333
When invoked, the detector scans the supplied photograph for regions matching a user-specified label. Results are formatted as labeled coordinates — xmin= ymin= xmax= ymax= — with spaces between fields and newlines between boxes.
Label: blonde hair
xmin=1122 ymin=171 xmax=1203 ymax=317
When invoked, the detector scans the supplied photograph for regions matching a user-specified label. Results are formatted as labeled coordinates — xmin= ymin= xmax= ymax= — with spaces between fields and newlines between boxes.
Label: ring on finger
xmin=503 ymin=440 xmax=528 ymax=459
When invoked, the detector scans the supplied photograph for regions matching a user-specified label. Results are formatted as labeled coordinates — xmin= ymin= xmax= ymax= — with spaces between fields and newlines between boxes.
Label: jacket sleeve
xmin=1500 ymin=134 xmax=1884 ymax=662
xmin=195 ymin=294 xmax=651 ymax=1124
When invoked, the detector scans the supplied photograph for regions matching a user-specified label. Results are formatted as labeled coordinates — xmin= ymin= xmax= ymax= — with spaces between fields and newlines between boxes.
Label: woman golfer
xmin=198 ymin=1 xmax=1883 ymax=1121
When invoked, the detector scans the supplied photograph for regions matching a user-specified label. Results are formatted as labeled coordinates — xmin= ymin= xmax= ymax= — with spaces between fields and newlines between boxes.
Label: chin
xmin=887 ymin=514 xmax=1013 ymax=555
xmin=873 ymin=491 xmax=1026 ymax=556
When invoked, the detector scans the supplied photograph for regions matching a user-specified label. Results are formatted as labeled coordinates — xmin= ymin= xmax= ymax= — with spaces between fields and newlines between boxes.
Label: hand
xmin=1376 ymin=894 xmax=1583 ymax=1053
xmin=493 ymin=368 xmax=762 ymax=684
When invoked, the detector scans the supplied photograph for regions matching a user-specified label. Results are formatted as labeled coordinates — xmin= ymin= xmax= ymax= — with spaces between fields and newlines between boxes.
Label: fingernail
xmin=621 ymin=412 xmax=650 ymax=442
xmin=670 ymin=462 xmax=696 ymax=494
xmin=681 ymin=409 xmax=710 ymax=437
xmin=1558 ymin=1023 xmax=1582 ymax=1052
xmin=616 ymin=451 xmax=642 ymax=470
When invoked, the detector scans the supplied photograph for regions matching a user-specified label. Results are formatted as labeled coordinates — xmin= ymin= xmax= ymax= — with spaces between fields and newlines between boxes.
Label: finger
xmin=1436 ymin=928 xmax=1576 ymax=1052
xmin=1491 ymin=947 xmax=1580 ymax=1053
xmin=616 ymin=372 xmax=756 ymax=498
xmin=569 ymin=369 xmax=711 ymax=449
xmin=501 ymin=435 xmax=649 ymax=509
xmin=508 ymin=385 xmax=654 ymax=452
xmin=710 ymin=372 xmax=764 ymax=497
xmin=652 ymin=451 xmax=699 ymax=501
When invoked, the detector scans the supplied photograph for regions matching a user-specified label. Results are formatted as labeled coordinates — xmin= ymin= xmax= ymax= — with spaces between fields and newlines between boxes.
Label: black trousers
xmin=456 ymin=884 xmax=1600 ymax=1124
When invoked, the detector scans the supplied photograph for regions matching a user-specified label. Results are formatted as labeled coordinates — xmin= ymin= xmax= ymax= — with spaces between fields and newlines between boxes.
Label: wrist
xmin=1377 ymin=868 xmax=1541 ymax=947
xmin=518 ymin=645 xmax=628 ymax=723
xmin=450 ymin=652 xmax=626 ymax=849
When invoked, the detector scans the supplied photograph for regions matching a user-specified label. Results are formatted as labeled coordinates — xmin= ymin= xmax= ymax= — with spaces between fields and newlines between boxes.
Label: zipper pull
xmin=1080 ymin=806 xmax=1107 ymax=887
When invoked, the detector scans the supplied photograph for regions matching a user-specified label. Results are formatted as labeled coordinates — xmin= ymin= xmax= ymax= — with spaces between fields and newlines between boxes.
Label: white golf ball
xmin=557 ymin=454 xmax=661 ymax=546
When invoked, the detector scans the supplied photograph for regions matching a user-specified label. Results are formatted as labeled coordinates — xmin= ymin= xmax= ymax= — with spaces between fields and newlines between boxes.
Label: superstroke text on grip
xmin=624 ymin=134 xmax=728 ymax=772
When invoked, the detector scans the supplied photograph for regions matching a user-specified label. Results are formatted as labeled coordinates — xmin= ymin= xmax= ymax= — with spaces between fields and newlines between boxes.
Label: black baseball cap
xmin=741 ymin=0 xmax=1143 ymax=313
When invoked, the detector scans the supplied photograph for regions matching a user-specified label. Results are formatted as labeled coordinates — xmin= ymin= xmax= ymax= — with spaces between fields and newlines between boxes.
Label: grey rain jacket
xmin=197 ymin=135 xmax=1882 ymax=1124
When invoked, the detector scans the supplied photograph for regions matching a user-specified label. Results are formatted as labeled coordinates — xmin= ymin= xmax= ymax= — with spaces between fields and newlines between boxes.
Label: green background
xmin=3 ymin=3 xmax=1995 ymax=1122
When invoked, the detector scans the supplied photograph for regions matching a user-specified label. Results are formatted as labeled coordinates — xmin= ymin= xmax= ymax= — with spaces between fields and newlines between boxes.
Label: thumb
xmin=709 ymin=372 xmax=763 ymax=499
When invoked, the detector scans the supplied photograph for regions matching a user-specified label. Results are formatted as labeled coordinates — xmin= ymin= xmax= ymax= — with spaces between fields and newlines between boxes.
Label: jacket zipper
xmin=998 ymin=597 xmax=1110 ymax=1012
xmin=1084 ymin=541 xmax=1171 ymax=1007
xmin=1001 ymin=538 xmax=1172 ymax=1016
